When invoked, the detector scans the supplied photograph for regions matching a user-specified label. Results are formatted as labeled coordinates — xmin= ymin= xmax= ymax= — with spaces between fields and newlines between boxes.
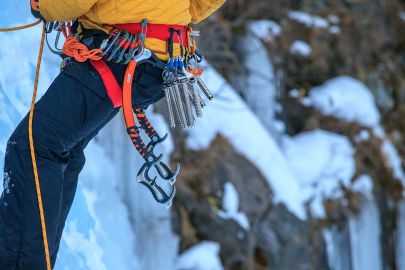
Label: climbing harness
xmin=28 ymin=19 xmax=213 ymax=207
xmin=0 ymin=21 xmax=52 ymax=270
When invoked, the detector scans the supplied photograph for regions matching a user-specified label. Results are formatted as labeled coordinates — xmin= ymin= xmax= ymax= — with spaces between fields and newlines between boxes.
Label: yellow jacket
xmin=38 ymin=0 xmax=226 ymax=59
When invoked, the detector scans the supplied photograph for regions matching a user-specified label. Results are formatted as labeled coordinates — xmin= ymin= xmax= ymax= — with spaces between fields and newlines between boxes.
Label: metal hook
xmin=137 ymin=154 xmax=176 ymax=208
xmin=144 ymin=134 xmax=180 ymax=184
xmin=154 ymin=162 xmax=180 ymax=185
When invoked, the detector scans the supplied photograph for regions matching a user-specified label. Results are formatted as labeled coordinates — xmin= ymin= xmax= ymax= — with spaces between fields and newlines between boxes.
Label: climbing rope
xmin=28 ymin=22 xmax=52 ymax=270
xmin=0 ymin=19 xmax=42 ymax=32
xmin=61 ymin=22 xmax=103 ymax=62
xmin=62 ymin=36 xmax=102 ymax=62
xmin=0 ymin=21 xmax=51 ymax=270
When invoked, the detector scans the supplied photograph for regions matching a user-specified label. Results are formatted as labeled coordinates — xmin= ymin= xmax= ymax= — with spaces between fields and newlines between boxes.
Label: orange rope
xmin=61 ymin=22 xmax=102 ymax=62
xmin=0 ymin=19 xmax=41 ymax=32
xmin=62 ymin=37 xmax=103 ymax=62
xmin=28 ymin=22 xmax=52 ymax=270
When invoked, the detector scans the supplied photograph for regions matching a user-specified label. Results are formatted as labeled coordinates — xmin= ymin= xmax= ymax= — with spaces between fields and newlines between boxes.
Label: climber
xmin=0 ymin=0 xmax=226 ymax=269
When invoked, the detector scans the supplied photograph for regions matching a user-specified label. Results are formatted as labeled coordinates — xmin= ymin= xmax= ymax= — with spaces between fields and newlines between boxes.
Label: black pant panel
xmin=0 ymin=62 xmax=120 ymax=270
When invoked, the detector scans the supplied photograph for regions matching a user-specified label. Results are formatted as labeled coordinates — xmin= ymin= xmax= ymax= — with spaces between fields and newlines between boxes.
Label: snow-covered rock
xmin=290 ymin=40 xmax=312 ymax=57
xmin=282 ymin=130 xmax=355 ymax=217
xmin=218 ymin=182 xmax=250 ymax=230
xmin=233 ymin=23 xmax=279 ymax=135
xmin=249 ymin=20 xmax=281 ymax=42
xmin=348 ymin=198 xmax=382 ymax=270
xmin=188 ymin=62 xmax=305 ymax=219
xmin=288 ymin=11 xmax=330 ymax=29
xmin=304 ymin=76 xmax=381 ymax=127
xmin=177 ymin=242 xmax=223 ymax=270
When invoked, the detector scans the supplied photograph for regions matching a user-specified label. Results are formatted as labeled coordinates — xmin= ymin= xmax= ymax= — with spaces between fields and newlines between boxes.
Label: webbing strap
xmin=90 ymin=60 xmax=122 ymax=108
xmin=114 ymin=23 xmax=188 ymax=44
xmin=90 ymin=58 xmax=151 ymax=160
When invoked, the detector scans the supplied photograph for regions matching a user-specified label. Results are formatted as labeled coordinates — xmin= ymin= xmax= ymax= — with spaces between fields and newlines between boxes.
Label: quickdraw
xmin=44 ymin=19 xmax=213 ymax=207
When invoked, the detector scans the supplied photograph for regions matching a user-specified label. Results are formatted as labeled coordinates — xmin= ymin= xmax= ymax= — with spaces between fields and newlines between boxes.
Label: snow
xmin=218 ymin=182 xmax=250 ymax=230
xmin=288 ymin=11 xmax=341 ymax=34
xmin=324 ymin=197 xmax=382 ymax=270
xmin=354 ymin=130 xmax=371 ymax=143
xmin=329 ymin=26 xmax=341 ymax=35
xmin=323 ymin=227 xmax=352 ymax=270
xmin=397 ymin=201 xmax=405 ymax=270
xmin=249 ymin=20 xmax=281 ymax=42
xmin=348 ymin=198 xmax=382 ymax=270
xmin=58 ymin=141 xmax=139 ymax=270
xmin=328 ymin=15 xmax=340 ymax=24
xmin=352 ymin=175 xmax=373 ymax=199
xmin=305 ymin=76 xmax=381 ymax=127
xmin=236 ymin=24 xmax=278 ymax=134
xmin=289 ymin=89 xmax=301 ymax=98
xmin=381 ymin=140 xmax=405 ymax=186
xmin=399 ymin=12 xmax=405 ymax=22
xmin=187 ymin=62 xmax=305 ymax=219
xmin=177 ymin=242 xmax=223 ymax=270
xmin=61 ymin=221 xmax=107 ymax=270
xmin=288 ymin=11 xmax=330 ymax=29
xmin=290 ymin=40 xmax=312 ymax=57
xmin=282 ymin=130 xmax=356 ymax=217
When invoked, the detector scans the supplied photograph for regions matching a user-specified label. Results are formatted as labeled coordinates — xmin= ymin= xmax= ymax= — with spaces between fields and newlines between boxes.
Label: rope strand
xmin=0 ymin=19 xmax=42 ymax=32
xmin=0 ymin=19 xmax=51 ymax=270
xmin=28 ymin=22 xmax=52 ymax=270
xmin=62 ymin=36 xmax=103 ymax=62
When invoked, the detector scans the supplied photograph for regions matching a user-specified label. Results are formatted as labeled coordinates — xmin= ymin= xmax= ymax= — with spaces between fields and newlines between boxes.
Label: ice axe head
xmin=137 ymin=154 xmax=177 ymax=208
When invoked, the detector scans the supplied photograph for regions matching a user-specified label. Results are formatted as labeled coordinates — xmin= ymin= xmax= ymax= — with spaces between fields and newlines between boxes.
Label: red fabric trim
xmin=90 ymin=60 xmax=122 ymax=108
xmin=114 ymin=23 xmax=188 ymax=44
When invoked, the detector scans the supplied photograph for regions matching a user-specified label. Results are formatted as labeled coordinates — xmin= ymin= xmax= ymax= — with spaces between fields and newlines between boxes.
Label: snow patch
xmin=290 ymin=40 xmax=312 ymax=56
xmin=249 ymin=20 xmax=281 ymax=42
xmin=381 ymin=140 xmax=405 ymax=186
xmin=306 ymin=76 xmax=380 ymax=127
xmin=328 ymin=15 xmax=340 ymax=24
xmin=399 ymin=12 xmax=405 ymax=22
xmin=238 ymin=25 xmax=278 ymax=134
xmin=354 ymin=130 xmax=371 ymax=143
xmin=282 ymin=130 xmax=356 ymax=217
xmin=329 ymin=26 xmax=341 ymax=35
xmin=349 ymin=199 xmax=382 ymax=270
xmin=218 ymin=182 xmax=250 ymax=230
xmin=397 ymin=201 xmax=405 ymax=270
xmin=177 ymin=242 xmax=223 ymax=270
xmin=352 ymin=175 xmax=373 ymax=199
xmin=288 ymin=11 xmax=330 ymax=29
xmin=289 ymin=89 xmax=301 ymax=98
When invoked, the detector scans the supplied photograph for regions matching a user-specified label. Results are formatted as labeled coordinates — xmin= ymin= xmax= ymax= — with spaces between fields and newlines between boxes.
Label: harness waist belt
xmin=114 ymin=23 xmax=188 ymax=44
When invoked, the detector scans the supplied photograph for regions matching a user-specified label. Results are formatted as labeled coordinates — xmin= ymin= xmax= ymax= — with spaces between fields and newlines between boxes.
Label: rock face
xmin=172 ymin=136 xmax=328 ymax=270
xmin=171 ymin=1 xmax=404 ymax=269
